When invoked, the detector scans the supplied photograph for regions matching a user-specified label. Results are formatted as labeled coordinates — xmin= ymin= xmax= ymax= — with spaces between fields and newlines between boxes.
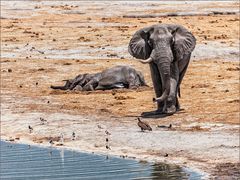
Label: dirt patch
xmin=1 ymin=1 xmax=239 ymax=178
xmin=212 ymin=163 xmax=240 ymax=179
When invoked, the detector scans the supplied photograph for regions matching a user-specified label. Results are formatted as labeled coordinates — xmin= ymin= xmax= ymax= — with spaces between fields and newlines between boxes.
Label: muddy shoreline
xmin=1 ymin=1 xmax=239 ymax=179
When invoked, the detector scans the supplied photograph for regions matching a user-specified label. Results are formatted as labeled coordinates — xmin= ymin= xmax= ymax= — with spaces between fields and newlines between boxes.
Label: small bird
xmin=137 ymin=118 xmax=152 ymax=132
xmin=49 ymin=139 xmax=54 ymax=146
xmin=97 ymin=125 xmax=103 ymax=129
xmin=106 ymin=145 xmax=111 ymax=150
xmin=105 ymin=130 xmax=111 ymax=136
xmin=28 ymin=125 xmax=33 ymax=133
xmin=72 ymin=132 xmax=76 ymax=140
xmin=157 ymin=124 xmax=172 ymax=129
xmin=36 ymin=82 xmax=38 ymax=86
xmin=40 ymin=117 xmax=47 ymax=125
xmin=106 ymin=138 xmax=108 ymax=142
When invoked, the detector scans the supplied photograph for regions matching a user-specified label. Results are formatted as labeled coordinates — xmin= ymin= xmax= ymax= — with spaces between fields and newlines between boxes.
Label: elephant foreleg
xmin=141 ymin=63 xmax=166 ymax=117
xmin=165 ymin=61 xmax=179 ymax=114
xmin=142 ymin=63 xmax=164 ymax=116
xmin=165 ymin=77 xmax=178 ymax=114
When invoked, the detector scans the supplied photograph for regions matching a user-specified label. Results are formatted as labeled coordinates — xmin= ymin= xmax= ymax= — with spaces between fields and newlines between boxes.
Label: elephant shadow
xmin=141 ymin=108 xmax=185 ymax=119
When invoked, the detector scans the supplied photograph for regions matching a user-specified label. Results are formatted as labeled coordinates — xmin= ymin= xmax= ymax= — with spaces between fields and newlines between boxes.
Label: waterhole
xmin=0 ymin=141 xmax=202 ymax=179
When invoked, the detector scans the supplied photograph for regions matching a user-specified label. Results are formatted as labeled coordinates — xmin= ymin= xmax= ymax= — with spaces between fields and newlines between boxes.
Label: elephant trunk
xmin=153 ymin=60 xmax=171 ymax=103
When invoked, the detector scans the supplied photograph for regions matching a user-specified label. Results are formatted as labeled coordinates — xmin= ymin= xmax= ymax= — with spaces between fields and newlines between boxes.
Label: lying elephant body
xmin=51 ymin=66 xmax=147 ymax=91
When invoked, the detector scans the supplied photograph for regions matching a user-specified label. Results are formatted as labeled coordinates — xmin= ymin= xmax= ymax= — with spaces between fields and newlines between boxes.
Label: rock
xmin=63 ymin=62 xmax=72 ymax=65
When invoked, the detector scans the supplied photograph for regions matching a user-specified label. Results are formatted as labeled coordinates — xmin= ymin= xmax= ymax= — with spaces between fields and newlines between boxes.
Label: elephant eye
xmin=148 ymin=40 xmax=153 ymax=47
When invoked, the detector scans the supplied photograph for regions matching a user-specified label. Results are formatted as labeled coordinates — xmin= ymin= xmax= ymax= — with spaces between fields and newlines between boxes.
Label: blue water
xmin=0 ymin=141 xmax=201 ymax=180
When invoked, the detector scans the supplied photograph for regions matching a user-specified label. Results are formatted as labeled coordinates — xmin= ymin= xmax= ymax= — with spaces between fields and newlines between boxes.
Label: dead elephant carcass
xmin=50 ymin=66 xmax=147 ymax=91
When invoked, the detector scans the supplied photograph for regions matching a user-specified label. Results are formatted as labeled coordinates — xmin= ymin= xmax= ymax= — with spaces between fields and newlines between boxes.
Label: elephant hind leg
xmin=174 ymin=53 xmax=191 ymax=111
xmin=82 ymin=78 xmax=99 ymax=91
xmin=178 ymin=53 xmax=191 ymax=94
xmin=50 ymin=80 xmax=72 ymax=90
xmin=69 ymin=74 xmax=88 ymax=90
xmin=50 ymin=85 xmax=67 ymax=90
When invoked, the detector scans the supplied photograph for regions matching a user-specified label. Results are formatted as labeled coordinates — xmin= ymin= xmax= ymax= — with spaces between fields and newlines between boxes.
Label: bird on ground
xmin=40 ymin=117 xmax=47 ymax=125
xmin=97 ymin=125 xmax=103 ymax=129
xmin=105 ymin=130 xmax=111 ymax=135
xmin=106 ymin=145 xmax=111 ymax=150
xmin=72 ymin=132 xmax=76 ymax=140
xmin=106 ymin=138 xmax=109 ymax=142
xmin=157 ymin=124 xmax=172 ymax=129
xmin=49 ymin=139 xmax=54 ymax=146
xmin=137 ymin=118 xmax=152 ymax=132
xmin=28 ymin=125 xmax=33 ymax=133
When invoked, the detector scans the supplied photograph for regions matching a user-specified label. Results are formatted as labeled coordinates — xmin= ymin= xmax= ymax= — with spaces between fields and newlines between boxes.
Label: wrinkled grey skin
xmin=51 ymin=66 xmax=147 ymax=91
xmin=128 ymin=24 xmax=196 ymax=115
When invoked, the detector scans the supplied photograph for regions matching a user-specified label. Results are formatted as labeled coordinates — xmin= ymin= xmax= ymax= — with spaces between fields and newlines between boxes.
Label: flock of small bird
xmin=27 ymin=116 xmax=171 ymax=151
xmin=48 ymin=131 xmax=76 ymax=146
xmin=28 ymin=117 xmax=47 ymax=133
xmin=28 ymin=117 xmax=77 ymax=146
xmin=105 ymin=130 xmax=111 ymax=150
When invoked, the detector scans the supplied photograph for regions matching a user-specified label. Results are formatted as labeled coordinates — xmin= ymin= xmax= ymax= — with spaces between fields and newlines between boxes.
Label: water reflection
xmin=60 ymin=148 xmax=64 ymax=167
xmin=0 ymin=141 xmax=201 ymax=179
xmin=151 ymin=163 xmax=188 ymax=180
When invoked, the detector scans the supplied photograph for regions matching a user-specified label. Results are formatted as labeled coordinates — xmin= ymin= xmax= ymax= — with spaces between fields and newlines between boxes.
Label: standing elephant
xmin=51 ymin=66 xmax=147 ymax=91
xmin=128 ymin=24 xmax=196 ymax=115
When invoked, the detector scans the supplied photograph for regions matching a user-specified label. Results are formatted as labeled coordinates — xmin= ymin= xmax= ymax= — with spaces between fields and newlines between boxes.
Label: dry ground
xmin=1 ymin=1 xmax=239 ymax=178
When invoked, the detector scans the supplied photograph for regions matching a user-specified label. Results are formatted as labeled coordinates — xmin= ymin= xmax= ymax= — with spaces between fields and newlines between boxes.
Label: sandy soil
xmin=1 ymin=1 xmax=239 ymax=179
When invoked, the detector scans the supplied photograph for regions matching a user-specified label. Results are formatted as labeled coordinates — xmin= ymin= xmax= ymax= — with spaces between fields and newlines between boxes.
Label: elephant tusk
xmin=139 ymin=57 xmax=153 ymax=64
xmin=153 ymin=89 xmax=169 ymax=103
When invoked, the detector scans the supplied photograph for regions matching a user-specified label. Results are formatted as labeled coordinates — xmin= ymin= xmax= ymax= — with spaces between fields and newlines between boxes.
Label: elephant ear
xmin=171 ymin=25 xmax=196 ymax=60
xmin=128 ymin=27 xmax=153 ymax=60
